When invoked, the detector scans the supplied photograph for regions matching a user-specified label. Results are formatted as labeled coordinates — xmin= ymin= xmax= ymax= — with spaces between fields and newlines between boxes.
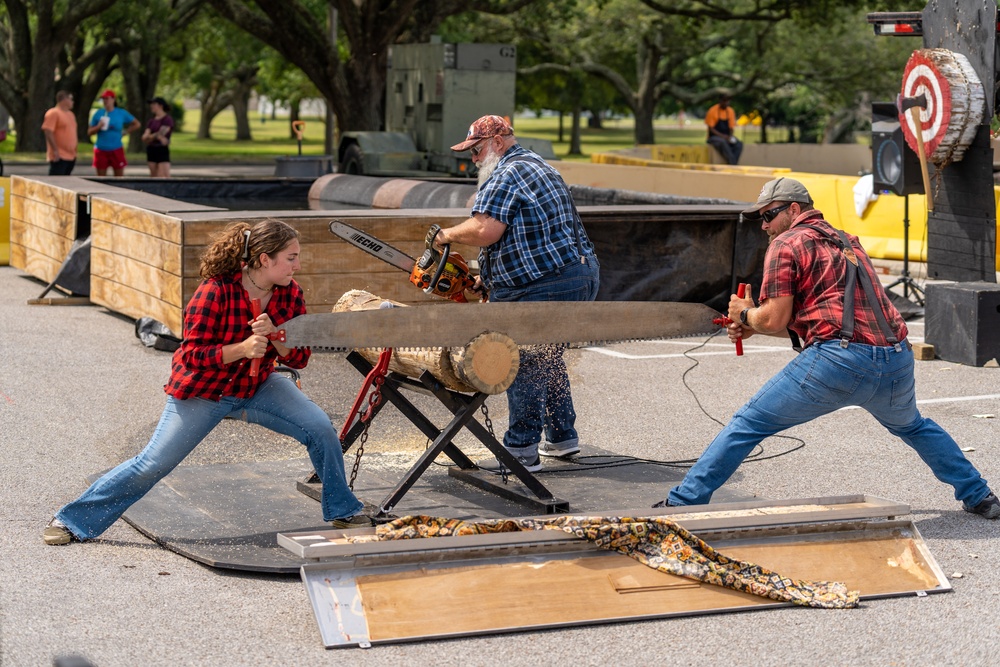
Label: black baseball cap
xmin=147 ymin=97 xmax=170 ymax=110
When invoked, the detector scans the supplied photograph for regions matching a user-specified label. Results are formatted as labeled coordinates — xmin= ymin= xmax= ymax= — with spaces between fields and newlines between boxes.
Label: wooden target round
xmin=900 ymin=48 xmax=984 ymax=165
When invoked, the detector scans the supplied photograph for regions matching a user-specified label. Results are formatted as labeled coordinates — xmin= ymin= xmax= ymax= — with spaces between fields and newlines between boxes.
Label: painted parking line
xmin=584 ymin=343 xmax=792 ymax=360
xmin=839 ymin=394 xmax=1000 ymax=410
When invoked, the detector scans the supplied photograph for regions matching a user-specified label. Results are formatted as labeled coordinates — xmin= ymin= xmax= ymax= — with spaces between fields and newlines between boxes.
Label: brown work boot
xmin=43 ymin=517 xmax=75 ymax=545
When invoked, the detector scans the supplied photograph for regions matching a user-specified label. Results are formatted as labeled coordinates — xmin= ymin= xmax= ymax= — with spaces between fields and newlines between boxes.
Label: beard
xmin=476 ymin=145 xmax=503 ymax=188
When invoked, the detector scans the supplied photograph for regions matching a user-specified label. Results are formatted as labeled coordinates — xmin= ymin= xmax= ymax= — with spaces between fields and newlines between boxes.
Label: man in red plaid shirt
xmin=656 ymin=178 xmax=998 ymax=519
xmin=45 ymin=220 xmax=370 ymax=546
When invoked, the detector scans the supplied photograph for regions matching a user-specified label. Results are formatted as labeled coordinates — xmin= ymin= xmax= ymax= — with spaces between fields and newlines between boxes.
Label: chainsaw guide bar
xmin=279 ymin=301 xmax=722 ymax=351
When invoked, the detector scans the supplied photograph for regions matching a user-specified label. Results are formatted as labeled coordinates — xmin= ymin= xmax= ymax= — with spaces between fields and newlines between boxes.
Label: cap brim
xmin=450 ymin=138 xmax=482 ymax=152
xmin=742 ymin=201 xmax=768 ymax=214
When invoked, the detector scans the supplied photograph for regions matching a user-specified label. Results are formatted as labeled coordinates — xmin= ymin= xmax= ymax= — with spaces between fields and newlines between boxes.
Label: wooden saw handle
xmin=909 ymin=106 xmax=933 ymax=212
xmin=249 ymin=298 xmax=262 ymax=377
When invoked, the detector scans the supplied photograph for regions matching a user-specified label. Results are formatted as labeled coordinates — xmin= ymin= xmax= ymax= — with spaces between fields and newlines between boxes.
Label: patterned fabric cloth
xmin=762 ymin=209 xmax=907 ymax=348
xmin=165 ymin=273 xmax=310 ymax=400
xmin=352 ymin=515 xmax=860 ymax=609
xmin=473 ymin=144 xmax=595 ymax=289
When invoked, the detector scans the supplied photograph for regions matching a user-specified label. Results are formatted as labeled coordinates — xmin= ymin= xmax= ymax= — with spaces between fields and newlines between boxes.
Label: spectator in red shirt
xmin=655 ymin=178 xmax=999 ymax=520
xmin=44 ymin=219 xmax=370 ymax=546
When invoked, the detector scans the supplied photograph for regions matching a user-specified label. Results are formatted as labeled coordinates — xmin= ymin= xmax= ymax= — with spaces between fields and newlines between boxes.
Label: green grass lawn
xmin=1 ymin=107 xmax=777 ymax=163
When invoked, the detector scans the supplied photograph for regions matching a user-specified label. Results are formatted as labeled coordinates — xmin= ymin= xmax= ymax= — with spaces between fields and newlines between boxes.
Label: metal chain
xmin=480 ymin=401 xmax=507 ymax=485
xmin=348 ymin=381 xmax=383 ymax=491
xmin=348 ymin=422 xmax=368 ymax=491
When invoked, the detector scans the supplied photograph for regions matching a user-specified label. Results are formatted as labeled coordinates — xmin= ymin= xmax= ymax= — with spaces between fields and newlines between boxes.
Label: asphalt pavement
xmin=2 ymin=175 xmax=1000 ymax=665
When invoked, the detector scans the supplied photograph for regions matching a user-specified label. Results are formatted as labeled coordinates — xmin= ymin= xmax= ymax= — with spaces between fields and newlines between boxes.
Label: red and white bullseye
xmin=899 ymin=49 xmax=984 ymax=166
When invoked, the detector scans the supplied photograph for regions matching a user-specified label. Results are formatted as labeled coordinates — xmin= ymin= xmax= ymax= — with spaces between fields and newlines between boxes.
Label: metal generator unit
xmin=337 ymin=42 xmax=520 ymax=178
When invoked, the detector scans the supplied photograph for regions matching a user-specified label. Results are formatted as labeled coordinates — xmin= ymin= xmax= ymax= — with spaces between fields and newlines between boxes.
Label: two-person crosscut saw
xmin=274 ymin=221 xmax=723 ymax=351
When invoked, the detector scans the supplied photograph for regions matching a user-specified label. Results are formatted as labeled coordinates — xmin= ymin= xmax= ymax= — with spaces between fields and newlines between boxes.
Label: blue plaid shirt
xmin=473 ymin=145 xmax=594 ymax=288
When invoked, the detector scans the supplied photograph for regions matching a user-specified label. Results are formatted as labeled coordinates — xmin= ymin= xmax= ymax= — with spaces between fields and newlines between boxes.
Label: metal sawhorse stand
xmin=298 ymin=351 xmax=568 ymax=517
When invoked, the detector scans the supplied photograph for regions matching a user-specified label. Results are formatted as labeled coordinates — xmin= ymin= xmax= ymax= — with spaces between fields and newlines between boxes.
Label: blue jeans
xmin=707 ymin=136 xmax=743 ymax=165
xmin=669 ymin=340 xmax=991 ymax=508
xmin=490 ymin=256 xmax=600 ymax=456
xmin=57 ymin=374 xmax=363 ymax=539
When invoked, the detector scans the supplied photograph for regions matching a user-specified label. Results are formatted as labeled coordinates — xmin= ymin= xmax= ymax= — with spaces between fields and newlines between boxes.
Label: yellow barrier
xmin=590 ymin=150 xmax=1000 ymax=270
xmin=0 ymin=176 xmax=10 ymax=265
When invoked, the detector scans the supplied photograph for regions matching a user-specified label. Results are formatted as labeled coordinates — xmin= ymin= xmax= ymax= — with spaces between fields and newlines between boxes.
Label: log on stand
xmin=300 ymin=290 xmax=566 ymax=516
xmin=333 ymin=289 xmax=519 ymax=395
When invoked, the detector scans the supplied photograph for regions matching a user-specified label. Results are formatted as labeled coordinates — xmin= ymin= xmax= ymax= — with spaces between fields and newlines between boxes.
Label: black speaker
xmin=871 ymin=102 xmax=924 ymax=196
xmin=925 ymin=282 xmax=1000 ymax=366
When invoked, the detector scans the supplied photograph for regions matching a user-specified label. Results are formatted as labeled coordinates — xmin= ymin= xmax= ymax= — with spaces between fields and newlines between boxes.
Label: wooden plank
xmin=26 ymin=297 xmax=92 ymax=306
xmin=91 ymin=248 xmax=183 ymax=306
xmin=9 ymin=243 xmax=63 ymax=283
xmin=180 ymin=213 xmax=468 ymax=246
xmin=90 ymin=200 xmax=183 ymax=244
xmin=912 ymin=342 xmax=935 ymax=360
xmin=12 ymin=176 xmax=81 ymax=212
xmin=10 ymin=218 xmax=74 ymax=263
xmin=94 ymin=190 xmax=223 ymax=213
xmin=91 ymin=275 xmax=183 ymax=334
xmin=12 ymin=197 xmax=77 ymax=238
xmin=92 ymin=220 xmax=183 ymax=276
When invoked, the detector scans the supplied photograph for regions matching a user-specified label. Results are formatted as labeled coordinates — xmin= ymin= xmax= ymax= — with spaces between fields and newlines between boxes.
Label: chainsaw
xmin=306 ymin=220 xmax=731 ymax=353
xmin=330 ymin=220 xmax=477 ymax=302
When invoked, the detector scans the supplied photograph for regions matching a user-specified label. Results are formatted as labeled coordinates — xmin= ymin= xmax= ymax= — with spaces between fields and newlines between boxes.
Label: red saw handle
xmin=734 ymin=283 xmax=747 ymax=356
xmin=249 ymin=298 xmax=262 ymax=377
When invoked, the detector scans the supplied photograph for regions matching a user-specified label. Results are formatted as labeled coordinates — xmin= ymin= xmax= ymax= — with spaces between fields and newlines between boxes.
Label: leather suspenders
xmin=787 ymin=224 xmax=902 ymax=353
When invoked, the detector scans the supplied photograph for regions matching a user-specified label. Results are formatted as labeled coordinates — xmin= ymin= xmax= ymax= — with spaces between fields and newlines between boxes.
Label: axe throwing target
xmin=900 ymin=48 xmax=985 ymax=166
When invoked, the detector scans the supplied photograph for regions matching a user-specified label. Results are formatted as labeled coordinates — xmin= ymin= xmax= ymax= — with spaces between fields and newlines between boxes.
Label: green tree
xmin=255 ymin=51 xmax=321 ymax=139
xmin=204 ymin=0 xmax=538 ymax=143
xmin=0 ymin=0 xmax=117 ymax=151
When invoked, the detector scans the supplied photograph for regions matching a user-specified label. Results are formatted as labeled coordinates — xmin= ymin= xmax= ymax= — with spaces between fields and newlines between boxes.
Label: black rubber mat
xmin=112 ymin=448 xmax=747 ymax=573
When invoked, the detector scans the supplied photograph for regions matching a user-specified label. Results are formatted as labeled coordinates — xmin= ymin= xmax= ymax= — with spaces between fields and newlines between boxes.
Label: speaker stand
xmin=884 ymin=195 xmax=925 ymax=306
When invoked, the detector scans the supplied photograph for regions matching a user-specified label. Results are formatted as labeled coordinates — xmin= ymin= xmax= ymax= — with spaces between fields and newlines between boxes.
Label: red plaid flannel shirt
xmin=165 ymin=273 xmax=311 ymax=400
xmin=760 ymin=210 xmax=907 ymax=348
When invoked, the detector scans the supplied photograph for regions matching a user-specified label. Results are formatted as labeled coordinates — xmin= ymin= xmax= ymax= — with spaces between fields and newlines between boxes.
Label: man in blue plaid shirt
xmin=435 ymin=115 xmax=600 ymax=472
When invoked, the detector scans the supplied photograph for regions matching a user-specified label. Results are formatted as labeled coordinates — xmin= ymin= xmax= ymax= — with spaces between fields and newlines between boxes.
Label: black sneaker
xmin=964 ymin=492 xmax=1000 ymax=519
xmin=651 ymin=499 xmax=675 ymax=509
xmin=330 ymin=514 xmax=374 ymax=529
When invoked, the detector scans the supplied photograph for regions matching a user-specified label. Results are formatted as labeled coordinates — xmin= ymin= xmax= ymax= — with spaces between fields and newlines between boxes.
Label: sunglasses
xmin=470 ymin=137 xmax=494 ymax=158
xmin=761 ymin=203 xmax=792 ymax=223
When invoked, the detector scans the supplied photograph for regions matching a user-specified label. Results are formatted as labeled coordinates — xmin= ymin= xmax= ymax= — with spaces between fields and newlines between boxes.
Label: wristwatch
xmin=739 ymin=308 xmax=751 ymax=326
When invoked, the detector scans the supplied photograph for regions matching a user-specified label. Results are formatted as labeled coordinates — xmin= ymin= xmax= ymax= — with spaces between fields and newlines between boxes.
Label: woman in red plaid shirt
xmin=44 ymin=220 xmax=369 ymax=545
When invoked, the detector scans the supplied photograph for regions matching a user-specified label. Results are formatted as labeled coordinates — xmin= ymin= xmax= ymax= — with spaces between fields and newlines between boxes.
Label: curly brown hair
xmin=199 ymin=219 xmax=300 ymax=280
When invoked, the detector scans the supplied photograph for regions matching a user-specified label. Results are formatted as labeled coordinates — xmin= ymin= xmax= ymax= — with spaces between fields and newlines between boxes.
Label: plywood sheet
xmin=301 ymin=519 xmax=949 ymax=647
xmin=92 ymin=221 xmax=183 ymax=275
xmin=11 ymin=198 xmax=77 ymax=238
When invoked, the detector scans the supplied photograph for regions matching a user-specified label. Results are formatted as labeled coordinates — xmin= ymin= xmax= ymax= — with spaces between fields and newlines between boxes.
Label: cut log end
xmin=334 ymin=290 xmax=520 ymax=394
xmin=450 ymin=331 xmax=520 ymax=395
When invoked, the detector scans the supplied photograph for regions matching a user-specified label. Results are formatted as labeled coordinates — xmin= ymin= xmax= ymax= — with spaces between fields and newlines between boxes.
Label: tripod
xmin=884 ymin=194 xmax=925 ymax=306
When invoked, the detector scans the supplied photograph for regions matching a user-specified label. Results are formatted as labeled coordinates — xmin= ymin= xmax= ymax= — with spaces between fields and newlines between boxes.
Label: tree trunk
xmin=569 ymin=106 xmax=582 ymax=156
xmin=633 ymin=105 xmax=656 ymax=145
xmin=198 ymin=82 xmax=226 ymax=140
xmin=290 ymin=101 xmax=302 ymax=140
xmin=233 ymin=89 xmax=253 ymax=141
xmin=557 ymin=112 xmax=564 ymax=143
xmin=17 ymin=49 xmax=60 ymax=152
xmin=588 ymin=109 xmax=603 ymax=129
